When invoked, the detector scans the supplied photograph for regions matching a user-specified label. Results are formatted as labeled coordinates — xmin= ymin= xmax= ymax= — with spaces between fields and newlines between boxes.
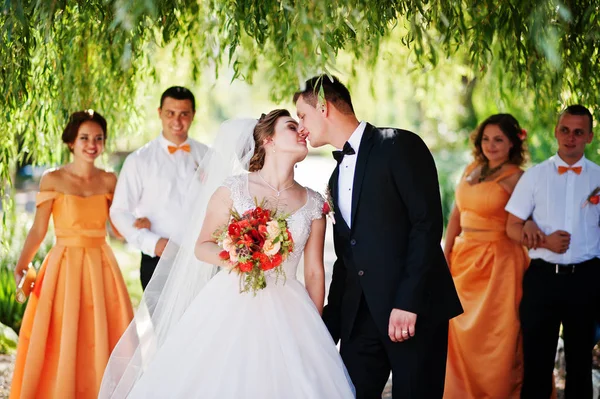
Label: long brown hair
xmin=470 ymin=113 xmax=527 ymax=166
xmin=248 ymin=109 xmax=291 ymax=172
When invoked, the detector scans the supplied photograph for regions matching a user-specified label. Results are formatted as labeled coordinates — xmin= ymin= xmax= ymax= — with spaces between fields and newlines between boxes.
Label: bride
xmin=99 ymin=109 xmax=355 ymax=398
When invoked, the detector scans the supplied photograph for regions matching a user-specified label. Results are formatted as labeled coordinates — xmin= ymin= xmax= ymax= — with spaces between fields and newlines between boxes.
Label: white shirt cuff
xmin=141 ymin=231 xmax=162 ymax=257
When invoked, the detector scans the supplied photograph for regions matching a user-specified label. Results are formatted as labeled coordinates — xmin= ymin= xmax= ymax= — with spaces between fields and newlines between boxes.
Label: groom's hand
xmin=388 ymin=308 xmax=417 ymax=342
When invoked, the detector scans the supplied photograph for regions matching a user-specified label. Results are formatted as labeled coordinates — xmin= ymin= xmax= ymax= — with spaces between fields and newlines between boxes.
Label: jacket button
xmin=350 ymin=239 xmax=356 ymax=246
xmin=358 ymin=270 xmax=364 ymax=276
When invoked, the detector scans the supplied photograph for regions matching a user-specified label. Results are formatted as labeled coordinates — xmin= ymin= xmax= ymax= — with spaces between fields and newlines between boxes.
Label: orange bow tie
xmin=557 ymin=166 xmax=582 ymax=175
xmin=168 ymin=144 xmax=191 ymax=154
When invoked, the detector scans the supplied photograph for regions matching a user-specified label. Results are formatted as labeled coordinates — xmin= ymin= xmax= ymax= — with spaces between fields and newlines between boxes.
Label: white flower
xmin=262 ymin=239 xmax=281 ymax=256
xmin=228 ymin=247 xmax=239 ymax=263
xmin=222 ymin=236 xmax=234 ymax=252
xmin=266 ymin=220 xmax=281 ymax=239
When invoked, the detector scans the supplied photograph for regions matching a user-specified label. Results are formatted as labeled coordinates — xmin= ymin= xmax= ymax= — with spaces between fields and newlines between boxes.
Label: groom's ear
xmin=318 ymin=101 xmax=328 ymax=117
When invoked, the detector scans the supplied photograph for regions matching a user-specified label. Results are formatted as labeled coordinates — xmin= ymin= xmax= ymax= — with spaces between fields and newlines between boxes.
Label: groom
xmin=294 ymin=76 xmax=463 ymax=398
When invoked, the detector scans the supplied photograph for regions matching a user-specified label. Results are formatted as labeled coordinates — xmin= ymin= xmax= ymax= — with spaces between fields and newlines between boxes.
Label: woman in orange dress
xmin=443 ymin=114 xmax=528 ymax=398
xmin=10 ymin=110 xmax=134 ymax=399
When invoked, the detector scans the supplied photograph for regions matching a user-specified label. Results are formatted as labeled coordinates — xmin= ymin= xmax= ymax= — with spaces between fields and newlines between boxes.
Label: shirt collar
xmin=344 ymin=121 xmax=367 ymax=154
xmin=158 ymin=132 xmax=190 ymax=153
xmin=552 ymin=153 xmax=586 ymax=172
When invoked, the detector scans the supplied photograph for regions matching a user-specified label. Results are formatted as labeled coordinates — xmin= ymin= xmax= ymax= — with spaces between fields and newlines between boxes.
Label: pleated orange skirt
xmin=444 ymin=231 xmax=528 ymax=398
xmin=10 ymin=238 xmax=133 ymax=399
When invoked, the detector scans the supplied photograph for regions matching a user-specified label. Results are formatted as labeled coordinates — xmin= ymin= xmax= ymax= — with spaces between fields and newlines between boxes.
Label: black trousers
xmin=340 ymin=296 xmax=449 ymax=399
xmin=520 ymin=258 xmax=600 ymax=399
xmin=140 ymin=253 xmax=160 ymax=291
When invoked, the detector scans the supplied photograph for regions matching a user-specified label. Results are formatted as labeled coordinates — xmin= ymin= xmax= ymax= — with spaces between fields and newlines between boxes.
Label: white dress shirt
xmin=110 ymin=134 xmax=209 ymax=256
xmin=505 ymin=155 xmax=600 ymax=264
xmin=337 ymin=121 xmax=367 ymax=227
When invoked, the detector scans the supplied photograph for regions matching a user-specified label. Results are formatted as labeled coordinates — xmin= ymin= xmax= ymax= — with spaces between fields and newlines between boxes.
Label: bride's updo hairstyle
xmin=248 ymin=109 xmax=291 ymax=172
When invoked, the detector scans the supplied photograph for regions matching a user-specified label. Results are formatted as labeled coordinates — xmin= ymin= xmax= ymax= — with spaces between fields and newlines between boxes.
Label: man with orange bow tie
xmin=506 ymin=105 xmax=600 ymax=398
xmin=111 ymin=86 xmax=208 ymax=289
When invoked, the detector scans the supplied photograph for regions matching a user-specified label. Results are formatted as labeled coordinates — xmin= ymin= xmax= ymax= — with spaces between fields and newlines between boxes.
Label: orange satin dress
xmin=444 ymin=164 xmax=528 ymax=399
xmin=10 ymin=192 xmax=134 ymax=399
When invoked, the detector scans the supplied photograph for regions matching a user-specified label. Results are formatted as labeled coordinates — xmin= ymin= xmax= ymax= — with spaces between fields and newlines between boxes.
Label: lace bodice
xmin=222 ymin=174 xmax=325 ymax=280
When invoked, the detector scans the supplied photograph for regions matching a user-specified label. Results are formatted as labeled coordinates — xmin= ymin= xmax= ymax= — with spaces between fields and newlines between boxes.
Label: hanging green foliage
xmin=1 ymin=0 xmax=599 ymax=197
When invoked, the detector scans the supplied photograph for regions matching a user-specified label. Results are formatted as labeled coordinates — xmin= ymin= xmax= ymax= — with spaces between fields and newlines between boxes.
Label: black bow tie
xmin=332 ymin=142 xmax=356 ymax=164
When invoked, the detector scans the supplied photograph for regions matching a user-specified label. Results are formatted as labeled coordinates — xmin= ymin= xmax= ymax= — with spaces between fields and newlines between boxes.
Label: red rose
xmin=240 ymin=234 xmax=254 ymax=248
xmin=218 ymin=250 xmax=230 ymax=260
xmin=252 ymin=252 xmax=270 ymax=268
xmin=590 ymin=195 xmax=600 ymax=205
xmin=286 ymin=229 xmax=293 ymax=243
xmin=258 ymin=225 xmax=268 ymax=236
xmin=252 ymin=252 xmax=266 ymax=261
xmin=271 ymin=253 xmax=283 ymax=267
xmin=261 ymin=259 xmax=275 ymax=271
xmin=322 ymin=202 xmax=331 ymax=215
xmin=238 ymin=219 xmax=250 ymax=229
xmin=253 ymin=207 xmax=264 ymax=219
xmin=228 ymin=223 xmax=242 ymax=237
xmin=250 ymin=229 xmax=265 ymax=247
xmin=238 ymin=261 xmax=253 ymax=272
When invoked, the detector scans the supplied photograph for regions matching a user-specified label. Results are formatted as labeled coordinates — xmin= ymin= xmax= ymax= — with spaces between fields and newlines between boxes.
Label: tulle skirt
xmin=126 ymin=271 xmax=355 ymax=398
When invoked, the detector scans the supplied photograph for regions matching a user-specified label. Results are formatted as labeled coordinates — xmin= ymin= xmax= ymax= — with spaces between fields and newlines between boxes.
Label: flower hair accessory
xmin=518 ymin=128 xmax=527 ymax=141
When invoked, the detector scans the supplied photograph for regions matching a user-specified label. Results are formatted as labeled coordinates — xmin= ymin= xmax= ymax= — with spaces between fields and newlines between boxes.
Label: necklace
xmin=478 ymin=161 xmax=508 ymax=183
xmin=258 ymin=171 xmax=295 ymax=197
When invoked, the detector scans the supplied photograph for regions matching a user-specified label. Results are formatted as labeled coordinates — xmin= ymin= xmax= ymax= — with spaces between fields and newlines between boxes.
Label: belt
xmin=55 ymin=228 xmax=106 ymax=248
xmin=532 ymin=258 xmax=599 ymax=275
xmin=554 ymin=264 xmax=577 ymax=275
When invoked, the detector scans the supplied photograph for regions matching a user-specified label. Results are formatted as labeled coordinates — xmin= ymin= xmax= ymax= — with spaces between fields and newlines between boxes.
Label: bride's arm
xmin=194 ymin=186 xmax=234 ymax=266
xmin=303 ymin=217 xmax=326 ymax=314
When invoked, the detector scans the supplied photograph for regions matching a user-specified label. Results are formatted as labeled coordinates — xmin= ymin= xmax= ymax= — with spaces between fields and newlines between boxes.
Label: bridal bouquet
xmin=215 ymin=204 xmax=294 ymax=294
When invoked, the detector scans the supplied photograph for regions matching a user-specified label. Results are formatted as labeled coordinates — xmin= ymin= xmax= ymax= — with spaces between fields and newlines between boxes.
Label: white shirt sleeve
xmin=505 ymin=167 xmax=537 ymax=221
xmin=110 ymin=154 xmax=161 ymax=256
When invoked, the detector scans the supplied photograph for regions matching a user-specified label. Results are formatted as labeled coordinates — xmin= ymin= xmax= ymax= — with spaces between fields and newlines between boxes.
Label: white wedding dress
xmin=125 ymin=174 xmax=355 ymax=398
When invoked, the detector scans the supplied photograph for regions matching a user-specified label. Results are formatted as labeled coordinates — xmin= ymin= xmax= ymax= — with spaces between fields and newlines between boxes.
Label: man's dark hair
xmin=160 ymin=86 xmax=196 ymax=112
xmin=293 ymin=75 xmax=354 ymax=115
xmin=559 ymin=104 xmax=593 ymax=132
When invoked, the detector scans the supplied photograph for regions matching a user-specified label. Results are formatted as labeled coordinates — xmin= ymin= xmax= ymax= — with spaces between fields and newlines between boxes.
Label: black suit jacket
xmin=322 ymin=123 xmax=463 ymax=343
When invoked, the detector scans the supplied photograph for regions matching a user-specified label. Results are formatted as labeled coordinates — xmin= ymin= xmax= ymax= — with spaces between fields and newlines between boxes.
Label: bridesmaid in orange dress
xmin=10 ymin=110 xmax=134 ymax=399
xmin=443 ymin=114 xmax=529 ymax=398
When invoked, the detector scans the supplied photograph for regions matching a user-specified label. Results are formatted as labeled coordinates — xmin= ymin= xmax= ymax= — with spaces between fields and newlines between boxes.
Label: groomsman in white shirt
xmin=506 ymin=105 xmax=600 ymax=398
xmin=111 ymin=86 xmax=209 ymax=290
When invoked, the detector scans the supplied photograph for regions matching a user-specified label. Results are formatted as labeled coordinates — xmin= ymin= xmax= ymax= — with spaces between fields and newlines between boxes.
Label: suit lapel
xmin=350 ymin=124 xmax=376 ymax=230
xmin=329 ymin=163 xmax=351 ymax=235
